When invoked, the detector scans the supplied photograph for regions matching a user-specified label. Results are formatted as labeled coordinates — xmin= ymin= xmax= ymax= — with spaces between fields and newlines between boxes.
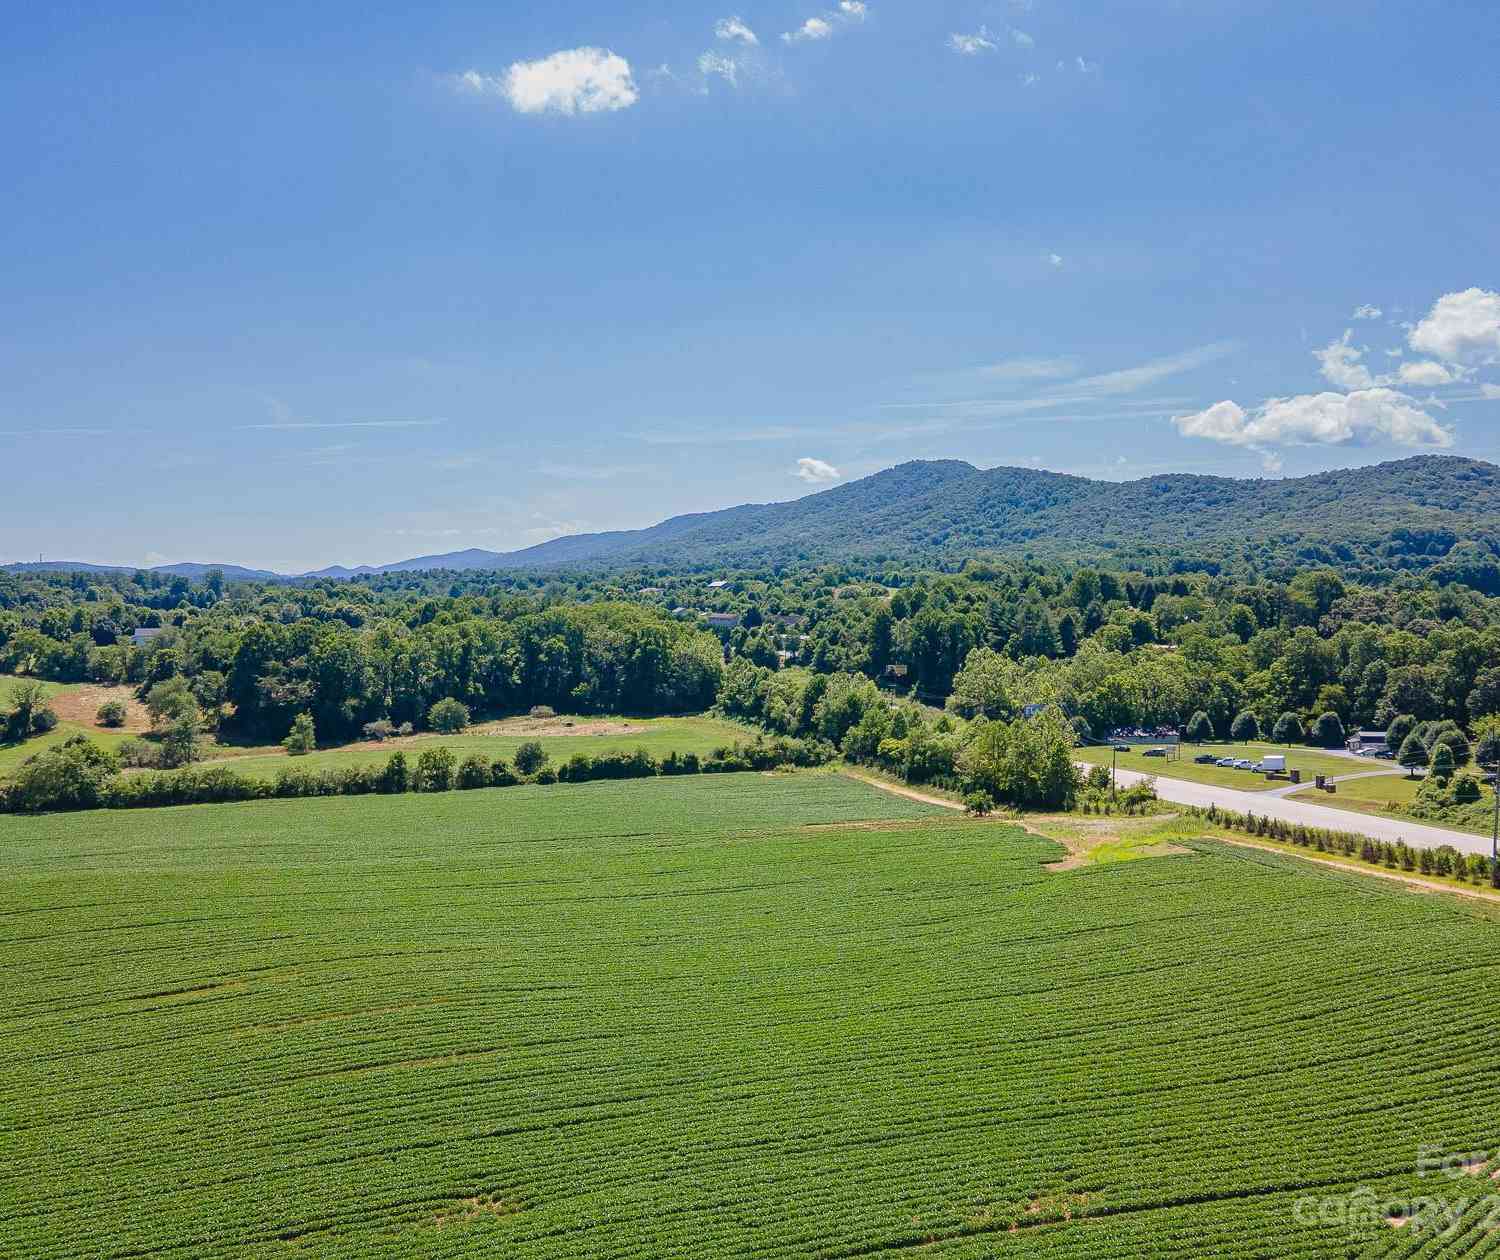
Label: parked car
xmin=1216 ymin=758 xmax=1236 ymax=767
xmin=1143 ymin=747 xmax=1167 ymax=758
xmin=1374 ymin=749 xmax=1395 ymax=759
xmin=1194 ymin=754 xmax=1218 ymax=764
xmin=1233 ymin=759 xmax=1255 ymax=770
xmin=1113 ymin=744 xmax=1131 ymax=753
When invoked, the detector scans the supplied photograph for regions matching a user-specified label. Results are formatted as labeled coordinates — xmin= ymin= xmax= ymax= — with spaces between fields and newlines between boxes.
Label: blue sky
xmin=3 ymin=0 xmax=1498 ymax=571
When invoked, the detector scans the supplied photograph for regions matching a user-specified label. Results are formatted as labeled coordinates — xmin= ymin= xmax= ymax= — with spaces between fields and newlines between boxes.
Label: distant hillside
xmin=387 ymin=454 xmax=1500 ymax=577
xmin=9 ymin=456 xmax=1499 ymax=581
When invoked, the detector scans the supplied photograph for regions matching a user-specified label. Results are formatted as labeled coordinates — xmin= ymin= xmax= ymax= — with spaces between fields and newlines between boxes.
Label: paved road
xmin=1102 ymin=765 xmax=1496 ymax=857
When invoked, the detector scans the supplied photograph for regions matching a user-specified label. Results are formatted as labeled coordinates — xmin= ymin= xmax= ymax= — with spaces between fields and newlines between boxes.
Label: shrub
xmin=362 ymin=719 xmax=396 ymax=742
xmin=1185 ymin=710 xmax=1214 ymax=743
xmin=96 ymin=700 xmax=128 ymax=728
xmin=118 ymin=738 xmax=163 ymax=769
xmin=1454 ymin=773 xmax=1483 ymax=805
xmin=6 ymin=736 xmax=118 ymax=813
xmin=397 ymin=722 xmax=415 ymax=737
xmin=963 ymin=790 xmax=995 ymax=817
xmin=490 ymin=759 xmax=520 ymax=787
xmin=1430 ymin=743 xmax=1456 ymax=782
xmin=377 ymin=751 xmax=410 ymax=794
xmin=428 ymin=698 xmax=471 ymax=734
xmin=529 ymin=705 xmax=556 ymax=719
xmin=514 ymin=740 xmax=548 ymax=776
xmin=533 ymin=766 xmax=559 ymax=785
xmin=416 ymin=747 xmax=456 ymax=792
xmin=283 ymin=712 xmax=316 ymax=756
xmin=456 ymin=753 xmax=490 ymax=790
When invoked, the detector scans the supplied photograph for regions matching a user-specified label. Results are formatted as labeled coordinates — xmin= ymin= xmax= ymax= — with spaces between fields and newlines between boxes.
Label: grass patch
xmin=5 ymin=773 xmax=1500 ymax=1255
xmin=1078 ymin=740 xmax=1365 ymax=790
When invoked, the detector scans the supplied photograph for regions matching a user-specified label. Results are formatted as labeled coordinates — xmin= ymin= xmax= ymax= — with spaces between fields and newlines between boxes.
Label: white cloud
xmin=1020 ymin=72 xmax=1040 ymax=87
xmin=714 ymin=16 xmax=759 ymax=45
xmin=1011 ymin=28 xmax=1035 ymax=48
xmin=1173 ymin=400 xmax=1247 ymax=443
xmin=794 ymin=457 xmax=842 ymax=483
xmin=698 ymin=51 xmax=739 ymax=87
xmin=1048 ymin=252 xmax=1064 ymax=267
xmin=1409 ymin=288 xmax=1500 ymax=365
xmin=839 ymin=1 xmax=868 ymax=17
xmin=949 ymin=27 xmax=997 ymax=54
xmin=500 ymin=48 xmax=638 ymax=115
xmin=1076 ymin=56 xmax=1098 ymax=72
xmin=1174 ymin=388 xmax=1453 ymax=452
xmin=1482 ymin=384 xmax=1500 ymax=400
xmin=783 ymin=17 xmax=833 ymax=42
xmin=1315 ymin=330 xmax=1377 ymax=390
xmin=1352 ymin=304 xmax=1383 ymax=320
xmin=1397 ymin=360 xmax=1460 ymax=387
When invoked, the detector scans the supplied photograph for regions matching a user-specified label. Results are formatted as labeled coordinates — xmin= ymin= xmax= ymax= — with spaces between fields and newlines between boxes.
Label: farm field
xmin=5 ymin=773 xmax=1500 ymax=1257
xmin=200 ymin=713 xmax=754 ymax=781
xmin=1078 ymin=740 xmax=1368 ymax=790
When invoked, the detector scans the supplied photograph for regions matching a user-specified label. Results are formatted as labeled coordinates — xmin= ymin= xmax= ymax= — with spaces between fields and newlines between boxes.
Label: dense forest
xmin=5 ymin=546 xmax=1499 ymax=754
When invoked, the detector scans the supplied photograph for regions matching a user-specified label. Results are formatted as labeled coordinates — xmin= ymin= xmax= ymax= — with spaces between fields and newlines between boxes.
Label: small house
xmin=129 ymin=628 xmax=164 ymax=647
xmin=704 ymin=612 xmax=741 ymax=630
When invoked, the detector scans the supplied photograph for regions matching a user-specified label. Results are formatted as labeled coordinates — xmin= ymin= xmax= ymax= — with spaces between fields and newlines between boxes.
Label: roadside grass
xmin=205 ymin=713 xmax=757 ymax=782
xmin=1290 ymin=773 xmax=1497 ymax=839
xmin=1078 ymin=741 xmax=1372 ymax=791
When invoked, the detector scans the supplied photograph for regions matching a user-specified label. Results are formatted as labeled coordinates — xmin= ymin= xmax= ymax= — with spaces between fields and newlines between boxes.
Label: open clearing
xmin=1078 ymin=741 xmax=1378 ymax=791
xmin=5 ymin=772 xmax=1500 ymax=1257
xmin=203 ymin=713 xmax=753 ymax=781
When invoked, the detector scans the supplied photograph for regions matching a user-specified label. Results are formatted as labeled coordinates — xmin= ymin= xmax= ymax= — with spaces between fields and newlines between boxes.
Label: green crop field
xmin=202 ymin=714 xmax=754 ymax=781
xmin=4 ymin=772 xmax=1500 ymax=1257
xmin=1078 ymin=741 xmax=1363 ymax=790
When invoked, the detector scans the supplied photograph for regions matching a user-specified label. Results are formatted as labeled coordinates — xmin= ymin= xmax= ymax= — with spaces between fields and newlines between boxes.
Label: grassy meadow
xmin=206 ymin=713 xmax=754 ymax=781
xmin=5 ymin=771 xmax=1500 ymax=1257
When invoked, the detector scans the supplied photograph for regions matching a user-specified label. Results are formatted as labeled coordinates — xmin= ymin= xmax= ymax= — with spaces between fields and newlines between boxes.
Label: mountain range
xmin=9 ymin=455 xmax=1499 ymax=580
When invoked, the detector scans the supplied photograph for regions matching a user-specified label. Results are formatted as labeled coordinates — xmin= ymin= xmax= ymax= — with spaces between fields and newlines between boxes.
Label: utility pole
xmin=1491 ymin=762 xmax=1499 ymax=890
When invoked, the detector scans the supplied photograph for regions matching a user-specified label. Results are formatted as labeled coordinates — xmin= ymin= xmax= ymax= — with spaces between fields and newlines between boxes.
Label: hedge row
xmin=1192 ymin=803 xmax=1495 ymax=884
xmin=0 ymin=735 xmax=836 ymax=815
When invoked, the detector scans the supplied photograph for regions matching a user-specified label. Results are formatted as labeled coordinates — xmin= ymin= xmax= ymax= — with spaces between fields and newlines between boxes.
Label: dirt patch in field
xmin=433 ymin=1194 xmax=520 ymax=1231
xmin=48 ymin=684 xmax=151 ymax=733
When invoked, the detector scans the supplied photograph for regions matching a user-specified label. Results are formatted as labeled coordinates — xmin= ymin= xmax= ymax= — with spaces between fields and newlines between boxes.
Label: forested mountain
xmin=376 ymin=454 xmax=1500 ymax=581
xmin=8 ymin=456 xmax=1499 ymax=582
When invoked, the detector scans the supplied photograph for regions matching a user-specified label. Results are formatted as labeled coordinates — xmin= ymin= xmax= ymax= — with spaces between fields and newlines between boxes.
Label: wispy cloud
xmin=949 ymin=27 xmax=998 ymax=55
xmin=238 ymin=419 xmax=444 ymax=431
xmin=974 ymin=356 xmax=1081 ymax=382
xmin=783 ymin=17 xmax=833 ymax=42
xmin=714 ymin=15 xmax=759 ymax=46
xmin=1055 ymin=342 xmax=1240 ymax=397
